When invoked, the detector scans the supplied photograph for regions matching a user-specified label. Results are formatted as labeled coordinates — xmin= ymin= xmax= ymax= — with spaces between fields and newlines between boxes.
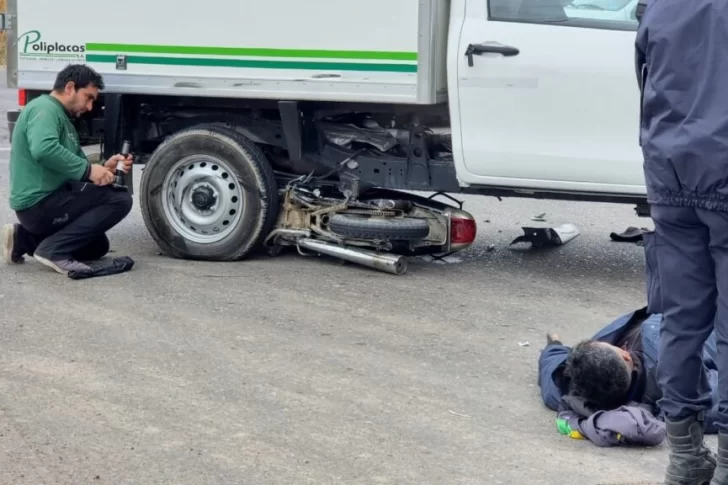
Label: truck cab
xmin=449 ymin=0 xmax=643 ymax=201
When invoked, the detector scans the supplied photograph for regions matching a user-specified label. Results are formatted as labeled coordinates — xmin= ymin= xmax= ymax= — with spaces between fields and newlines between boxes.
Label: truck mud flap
xmin=7 ymin=109 xmax=19 ymax=143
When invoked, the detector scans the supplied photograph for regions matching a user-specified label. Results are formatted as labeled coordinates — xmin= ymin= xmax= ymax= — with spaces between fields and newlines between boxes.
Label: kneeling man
xmin=3 ymin=64 xmax=133 ymax=274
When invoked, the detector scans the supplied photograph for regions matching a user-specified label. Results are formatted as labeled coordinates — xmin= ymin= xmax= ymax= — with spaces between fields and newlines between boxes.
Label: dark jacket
xmin=636 ymin=0 xmax=728 ymax=211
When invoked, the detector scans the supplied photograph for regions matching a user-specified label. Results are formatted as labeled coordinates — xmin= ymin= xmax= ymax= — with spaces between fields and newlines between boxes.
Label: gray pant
xmin=651 ymin=205 xmax=728 ymax=430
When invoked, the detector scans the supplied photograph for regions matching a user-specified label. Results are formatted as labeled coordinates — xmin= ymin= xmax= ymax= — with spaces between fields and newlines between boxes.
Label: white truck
xmin=3 ymin=0 xmax=646 ymax=274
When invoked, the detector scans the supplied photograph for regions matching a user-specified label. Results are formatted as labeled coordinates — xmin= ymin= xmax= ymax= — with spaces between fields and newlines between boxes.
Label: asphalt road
xmin=0 ymin=72 xmax=675 ymax=485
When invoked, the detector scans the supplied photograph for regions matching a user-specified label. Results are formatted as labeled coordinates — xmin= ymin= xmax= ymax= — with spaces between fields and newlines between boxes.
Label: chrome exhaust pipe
xmin=297 ymin=238 xmax=408 ymax=275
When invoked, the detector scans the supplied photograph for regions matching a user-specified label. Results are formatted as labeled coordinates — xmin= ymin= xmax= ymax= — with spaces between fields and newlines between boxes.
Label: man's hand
xmin=546 ymin=332 xmax=561 ymax=346
xmin=89 ymin=164 xmax=115 ymax=186
xmin=103 ymin=153 xmax=134 ymax=173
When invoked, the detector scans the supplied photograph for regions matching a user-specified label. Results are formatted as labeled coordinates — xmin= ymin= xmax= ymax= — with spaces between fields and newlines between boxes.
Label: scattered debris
xmin=610 ymin=226 xmax=650 ymax=245
xmin=518 ymin=341 xmax=531 ymax=347
xmin=510 ymin=224 xmax=581 ymax=248
xmin=532 ymin=212 xmax=547 ymax=222
xmin=486 ymin=244 xmax=496 ymax=252
xmin=448 ymin=410 xmax=473 ymax=418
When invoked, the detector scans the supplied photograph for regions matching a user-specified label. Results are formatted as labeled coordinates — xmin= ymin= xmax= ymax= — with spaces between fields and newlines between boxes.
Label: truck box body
xmin=10 ymin=0 xmax=450 ymax=104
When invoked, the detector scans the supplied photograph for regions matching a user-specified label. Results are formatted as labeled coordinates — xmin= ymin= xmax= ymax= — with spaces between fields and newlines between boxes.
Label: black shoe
xmin=664 ymin=414 xmax=716 ymax=485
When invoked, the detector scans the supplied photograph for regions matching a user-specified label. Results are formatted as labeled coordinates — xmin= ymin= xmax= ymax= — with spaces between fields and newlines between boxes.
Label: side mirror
xmin=635 ymin=0 xmax=647 ymax=22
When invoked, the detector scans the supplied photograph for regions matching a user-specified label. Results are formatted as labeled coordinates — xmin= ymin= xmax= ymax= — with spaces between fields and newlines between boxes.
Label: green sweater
xmin=8 ymin=94 xmax=94 ymax=211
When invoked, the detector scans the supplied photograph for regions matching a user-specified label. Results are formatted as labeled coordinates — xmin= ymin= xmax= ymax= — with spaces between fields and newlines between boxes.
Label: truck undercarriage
xmin=8 ymin=90 xmax=648 ymax=273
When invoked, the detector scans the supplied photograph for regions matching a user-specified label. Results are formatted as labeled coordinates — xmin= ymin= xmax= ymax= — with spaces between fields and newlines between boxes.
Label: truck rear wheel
xmin=140 ymin=126 xmax=279 ymax=261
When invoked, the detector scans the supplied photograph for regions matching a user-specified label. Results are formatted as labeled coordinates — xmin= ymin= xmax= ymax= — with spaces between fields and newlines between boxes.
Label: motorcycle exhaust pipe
xmin=297 ymin=238 xmax=408 ymax=275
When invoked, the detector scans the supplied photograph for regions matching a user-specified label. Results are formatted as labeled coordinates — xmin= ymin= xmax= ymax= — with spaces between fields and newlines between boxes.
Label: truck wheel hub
xmin=191 ymin=185 xmax=216 ymax=211
xmin=161 ymin=155 xmax=245 ymax=244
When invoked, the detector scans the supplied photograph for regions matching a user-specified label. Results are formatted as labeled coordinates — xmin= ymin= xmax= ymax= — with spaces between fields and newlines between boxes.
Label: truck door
xmin=449 ymin=0 xmax=644 ymax=196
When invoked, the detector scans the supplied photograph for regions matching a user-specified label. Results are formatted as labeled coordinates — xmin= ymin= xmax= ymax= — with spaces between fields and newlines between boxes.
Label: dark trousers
xmin=652 ymin=205 xmax=728 ymax=431
xmin=14 ymin=181 xmax=133 ymax=261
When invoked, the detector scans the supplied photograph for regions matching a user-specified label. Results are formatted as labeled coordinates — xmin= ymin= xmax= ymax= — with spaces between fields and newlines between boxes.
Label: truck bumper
xmin=7 ymin=109 xmax=20 ymax=143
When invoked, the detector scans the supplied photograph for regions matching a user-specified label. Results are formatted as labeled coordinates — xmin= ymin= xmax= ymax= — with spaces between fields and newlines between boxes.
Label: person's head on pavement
xmin=565 ymin=339 xmax=633 ymax=411
xmin=51 ymin=64 xmax=104 ymax=118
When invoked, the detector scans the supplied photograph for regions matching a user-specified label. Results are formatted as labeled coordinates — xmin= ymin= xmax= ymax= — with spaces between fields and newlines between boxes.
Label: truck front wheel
xmin=140 ymin=126 xmax=279 ymax=261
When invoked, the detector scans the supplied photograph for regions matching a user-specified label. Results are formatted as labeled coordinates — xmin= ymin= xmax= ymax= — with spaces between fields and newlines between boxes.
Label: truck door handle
xmin=465 ymin=42 xmax=520 ymax=67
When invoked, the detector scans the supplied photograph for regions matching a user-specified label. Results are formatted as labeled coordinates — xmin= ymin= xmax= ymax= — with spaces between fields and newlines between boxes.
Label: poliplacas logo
xmin=19 ymin=30 xmax=85 ymax=58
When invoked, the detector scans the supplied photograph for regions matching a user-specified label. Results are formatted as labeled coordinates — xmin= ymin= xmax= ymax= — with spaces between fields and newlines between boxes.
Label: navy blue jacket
xmin=537 ymin=308 xmax=720 ymax=433
xmin=636 ymin=0 xmax=728 ymax=211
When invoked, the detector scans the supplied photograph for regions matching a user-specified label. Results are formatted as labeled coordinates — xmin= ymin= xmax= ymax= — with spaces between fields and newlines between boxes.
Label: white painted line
xmin=0 ymin=147 xmax=11 ymax=152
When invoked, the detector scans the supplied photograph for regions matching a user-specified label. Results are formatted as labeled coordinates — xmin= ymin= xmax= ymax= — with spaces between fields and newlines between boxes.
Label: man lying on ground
xmin=538 ymin=306 xmax=720 ymax=445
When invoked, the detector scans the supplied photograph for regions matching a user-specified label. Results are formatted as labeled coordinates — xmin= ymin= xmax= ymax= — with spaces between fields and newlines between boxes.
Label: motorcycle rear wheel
xmin=328 ymin=214 xmax=430 ymax=241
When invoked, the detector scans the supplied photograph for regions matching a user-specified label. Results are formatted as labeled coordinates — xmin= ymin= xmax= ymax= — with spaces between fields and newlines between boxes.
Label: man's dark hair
xmin=565 ymin=340 xmax=631 ymax=410
xmin=53 ymin=64 xmax=105 ymax=92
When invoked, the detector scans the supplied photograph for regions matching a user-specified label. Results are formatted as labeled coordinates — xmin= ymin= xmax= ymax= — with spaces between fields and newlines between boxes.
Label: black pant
xmin=651 ymin=205 xmax=728 ymax=432
xmin=15 ymin=181 xmax=133 ymax=261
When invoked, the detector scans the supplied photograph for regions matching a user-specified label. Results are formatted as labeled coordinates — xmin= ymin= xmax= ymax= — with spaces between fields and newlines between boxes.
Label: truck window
xmin=488 ymin=0 xmax=639 ymax=30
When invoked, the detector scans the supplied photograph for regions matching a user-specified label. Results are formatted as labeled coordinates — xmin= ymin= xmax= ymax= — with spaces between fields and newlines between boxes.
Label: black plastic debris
xmin=610 ymin=226 xmax=650 ymax=245
xmin=510 ymin=224 xmax=580 ymax=248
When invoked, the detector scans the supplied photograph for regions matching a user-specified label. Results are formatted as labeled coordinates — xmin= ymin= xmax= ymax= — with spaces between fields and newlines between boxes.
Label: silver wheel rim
xmin=161 ymin=155 xmax=244 ymax=244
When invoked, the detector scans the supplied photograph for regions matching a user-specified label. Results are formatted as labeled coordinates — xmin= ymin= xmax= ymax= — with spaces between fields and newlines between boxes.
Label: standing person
xmin=2 ymin=64 xmax=133 ymax=275
xmin=636 ymin=0 xmax=728 ymax=483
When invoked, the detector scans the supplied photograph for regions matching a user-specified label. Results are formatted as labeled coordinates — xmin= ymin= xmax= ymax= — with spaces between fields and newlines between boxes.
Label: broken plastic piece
xmin=510 ymin=223 xmax=580 ymax=248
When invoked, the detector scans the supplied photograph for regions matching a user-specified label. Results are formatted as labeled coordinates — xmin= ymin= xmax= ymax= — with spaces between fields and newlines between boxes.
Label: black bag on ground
xmin=67 ymin=256 xmax=135 ymax=280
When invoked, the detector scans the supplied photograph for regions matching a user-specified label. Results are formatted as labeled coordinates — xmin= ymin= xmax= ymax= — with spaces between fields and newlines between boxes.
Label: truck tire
xmin=328 ymin=214 xmax=430 ymax=241
xmin=140 ymin=125 xmax=279 ymax=261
